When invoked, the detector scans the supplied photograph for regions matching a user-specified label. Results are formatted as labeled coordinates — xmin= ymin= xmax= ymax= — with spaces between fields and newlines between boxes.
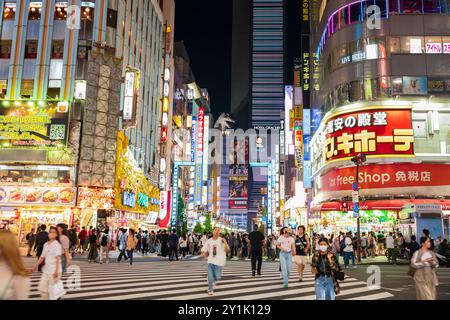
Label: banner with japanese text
xmin=319 ymin=163 xmax=450 ymax=192
xmin=323 ymin=108 xmax=414 ymax=163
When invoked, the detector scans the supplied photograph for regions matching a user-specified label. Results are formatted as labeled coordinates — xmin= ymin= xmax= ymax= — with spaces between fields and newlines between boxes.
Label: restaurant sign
xmin=0 ymin=186 xmax=76 ymax=206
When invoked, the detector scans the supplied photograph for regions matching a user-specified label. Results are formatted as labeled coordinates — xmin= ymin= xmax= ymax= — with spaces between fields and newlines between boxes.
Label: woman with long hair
xmin=30 ymin=226 xmax=63 ymax=300
xmin=411 ymin=236 xmax=439 ymax=300
xmin=0 ymin=230 xmax=30 ymax=300
xmin=311 ymin=237 xmax=341 ymax=300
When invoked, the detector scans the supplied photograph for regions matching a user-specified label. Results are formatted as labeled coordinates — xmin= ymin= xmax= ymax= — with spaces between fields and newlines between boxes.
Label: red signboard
xmin=324 ymin=108 xmax=414 ymax=162
xmin=197 ymin=108 xmax=205 ymax=158
xmin=319 ymin=163 xmax=450 ymax=192
xmin=158 ymin=190 xmax=170 ymax=228
xmin=229 ymin=200 xmax=248 ymax=210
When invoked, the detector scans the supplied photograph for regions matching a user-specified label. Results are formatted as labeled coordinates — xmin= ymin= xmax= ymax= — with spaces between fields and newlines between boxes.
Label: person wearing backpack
xmin=99 ymin=228 xmax=110 ymax=264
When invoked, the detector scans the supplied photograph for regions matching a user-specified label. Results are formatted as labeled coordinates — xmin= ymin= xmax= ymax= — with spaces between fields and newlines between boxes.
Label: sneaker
xmin=207 ymin=290 xmax=214 ymax=295
xmin=351 ymin=265 xmax=357 ymax=269
xmin=298 ymin=277 xmax=303 ymax=282
xmin=283 ymin=284 xmax=289 ymax=289
xmin=252 ymin=271 xmax=256 ymax=277
xmin=257 ymin=270 xmax=261 ymax=276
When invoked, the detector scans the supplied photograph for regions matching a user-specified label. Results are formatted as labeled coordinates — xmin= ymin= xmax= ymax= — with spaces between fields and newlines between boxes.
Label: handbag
xmin=335 ymin=271 xmax=345 ymax=281
xmin=49 ymin=280 xmax=66 ymax=300
xmin=407 ymin=265 xmax=416 ymax=277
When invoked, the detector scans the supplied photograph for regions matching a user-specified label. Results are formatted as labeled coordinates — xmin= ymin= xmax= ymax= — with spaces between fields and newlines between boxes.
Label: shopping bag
xmin=49 ymin=280 xmax=66 ymax=300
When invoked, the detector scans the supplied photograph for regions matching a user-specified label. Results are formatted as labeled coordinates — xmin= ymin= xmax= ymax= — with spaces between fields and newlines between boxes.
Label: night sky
xmin=174 ymin=0 xmax=300 ymax=121
xmin=174 ymin=0 xmax=233 ymax=122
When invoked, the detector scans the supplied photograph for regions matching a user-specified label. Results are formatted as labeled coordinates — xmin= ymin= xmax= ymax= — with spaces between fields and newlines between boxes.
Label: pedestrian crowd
xmin=0 ymin=223 xmax=447 ymax=300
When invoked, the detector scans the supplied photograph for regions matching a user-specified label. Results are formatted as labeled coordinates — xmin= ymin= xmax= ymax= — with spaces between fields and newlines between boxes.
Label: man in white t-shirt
xmin=201 ymin=227 xmax=229 ymax=295
xmin=276 ymin=227 xmax=296 ymax=288
xmin=385 ymin=232 xmax=397 ymax=264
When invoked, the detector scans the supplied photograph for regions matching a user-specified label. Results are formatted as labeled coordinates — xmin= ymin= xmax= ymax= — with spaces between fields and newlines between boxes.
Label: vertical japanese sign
xmin=202 ymin=115 xmax=209 ymax=182
xmin=171 ymin=166 xmax=179 ymax=228
xmin=195 ymin=108 xmax=205 ymax=205
xmin=122 ymin=67 xmax=140 ymax=128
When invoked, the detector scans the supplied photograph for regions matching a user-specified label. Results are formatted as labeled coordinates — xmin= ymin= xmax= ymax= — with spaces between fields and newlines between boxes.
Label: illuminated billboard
xmin=0 ymin=100 xmax=69 ymax=149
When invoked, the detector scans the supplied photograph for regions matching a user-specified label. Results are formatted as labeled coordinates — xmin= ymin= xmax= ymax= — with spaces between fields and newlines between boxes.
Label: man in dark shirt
xmin=168 ymin=229 xmax=179 ymax=261
xmin=247 ymin=224 xmax=265 ymax=276
xmin=34 ymin=224 xmax=49 ymax=271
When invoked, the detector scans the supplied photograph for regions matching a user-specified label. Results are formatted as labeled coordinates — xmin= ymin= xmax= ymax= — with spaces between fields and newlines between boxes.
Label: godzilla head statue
xmin=214 ymin=113 xmax=235 ymax=132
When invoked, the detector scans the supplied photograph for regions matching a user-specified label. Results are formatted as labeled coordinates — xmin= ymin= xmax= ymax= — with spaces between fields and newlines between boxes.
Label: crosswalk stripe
xmin=345 ymin=292 xmax=394 ymax=300
xmin=24 ymin=259 xmax=395 ymax=300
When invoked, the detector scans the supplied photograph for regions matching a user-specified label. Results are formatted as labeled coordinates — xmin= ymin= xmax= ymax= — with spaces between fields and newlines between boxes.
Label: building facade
xmin=0 ymin=0 xmax=168 ymax=241
xmin=309 ymin=0 xmax=450 ymax=239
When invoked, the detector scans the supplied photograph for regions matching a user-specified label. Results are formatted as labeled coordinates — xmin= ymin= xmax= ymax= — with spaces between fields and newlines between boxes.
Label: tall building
xmin=0 ymin=1 xmax=168 ymax=239
xmin=309 ymin=0 xmax=450 ymax=239
xmin=230 ymin=0 xmax=288 ymax=232
xmin=231 ymin=0 xmax=287 ymax=129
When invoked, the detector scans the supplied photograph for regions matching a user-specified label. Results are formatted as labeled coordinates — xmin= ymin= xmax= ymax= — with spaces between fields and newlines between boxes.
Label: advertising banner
xmin=403 ymin=77 xmax=427 ymax=95
xmin=319 ymin=163 xmax=450 ymax=192
xmin=0 ymin=186 xmax=76 ymax=206
xmin=77 ymin=188 xmax=115 ymax=209
xmin=319 ymin=108 xmax=414 ymax=164
xmin=0 ymin=101 xmax=69 ymax=149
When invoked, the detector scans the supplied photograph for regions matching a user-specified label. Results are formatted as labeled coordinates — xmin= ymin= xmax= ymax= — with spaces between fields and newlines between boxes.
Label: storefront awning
xmin=312 ymin=199 xmax=450 ymax=213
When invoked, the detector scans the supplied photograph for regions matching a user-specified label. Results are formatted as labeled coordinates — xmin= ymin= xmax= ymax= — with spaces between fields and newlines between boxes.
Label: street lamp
xmin=351 ymin=153 xmax=366 ymax=263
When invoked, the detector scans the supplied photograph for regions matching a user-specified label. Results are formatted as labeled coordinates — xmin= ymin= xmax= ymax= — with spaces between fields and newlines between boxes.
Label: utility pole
xmin=351 ymin=154 xmax=366 ymax=263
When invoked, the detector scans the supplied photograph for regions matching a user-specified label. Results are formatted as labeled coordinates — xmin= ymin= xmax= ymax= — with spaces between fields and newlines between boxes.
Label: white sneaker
xmin=207 ymin=290 xmax=214 ymax=295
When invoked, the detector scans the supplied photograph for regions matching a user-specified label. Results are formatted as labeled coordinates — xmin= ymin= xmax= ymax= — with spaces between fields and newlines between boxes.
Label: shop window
xmin=389 ymin=37 xmax=401 ymax=53
xmin=349 ymin=80 xmax=364 ymax=102
xmin=389 ymin=0 xmax=401 ymax=13
xmin=20 ymin=80 xmax=34 ymax=98
xmin=392 ymin=77 xmax=403 ymax=95
xmin=379 ymin=77 xmax=391 ymax=97
xmin=81 ymin=6 xmax=94 ymax=21
xmin=51 ymin=41 xmax=64 ymax=58
xmin=54 ymin=3 xmax=68 ymax=20
xmin=401 ymin=36 xmax=424 ymax=53
xmin=25 ymin=41 xmax=38 ymax=59
xmin=0 ymin=80 xmax=7 ymax=98
xmin=0 ymin=41 xmax=12 ymax=59
xmin=401 ymin=0 xmax=423 ymax=13
xmin=28 ymin=2 xmax=42 ymax=20
xmin=47 ymin=87 xmax=60 ymax=99
xmin=423 ymin=0 xmax=443 ymax=13
xmin=3 ymin=3 xmax=16 ymax=20
xmin=425 ymin=36 xmax=442 ymax=53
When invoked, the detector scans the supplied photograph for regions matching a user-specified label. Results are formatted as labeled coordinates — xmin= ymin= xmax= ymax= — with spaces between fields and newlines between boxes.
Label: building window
xmin=401 ymin=36 xmax=424 ymax=53
xmin=51 ymin=41 xmax=64 ymax=58
xmin=54 ymin=3 xmax=68 ymax=20
xmin=28 ymin=2 xmax=42 ymax=20
xmin=0 ymin=41 xmax=12 ymax=59
xmin=107 ymin=8 xmax=118 ymax=28
xmin=0 ymin=80 xmax=7 ymax=98
xmin=82 ymin=6 xmax=94 ymax=21
xmin=3 ymin=3 xmax=16 ymax=20
xmin=401 ymin=0 xmax=423 ymax=13
xmin=20 ymin=80 xmax=34 ymax=98
xmin=25 ymin=41 xmax=38 ymax=59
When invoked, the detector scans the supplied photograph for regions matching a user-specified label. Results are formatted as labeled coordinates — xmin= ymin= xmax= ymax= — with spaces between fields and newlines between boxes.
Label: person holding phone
xmin=276 ymin=227 xmax=296 ymax=288
xmin=201 ymin=226 xmax=229 ymax=295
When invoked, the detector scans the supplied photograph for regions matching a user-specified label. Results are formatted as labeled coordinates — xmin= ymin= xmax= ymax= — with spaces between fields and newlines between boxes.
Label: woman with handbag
xmin=311 ymin=237 xmax=342 ymax=300
xmin=0 ymin=230 xmax=30 ymax=300
xmin=31 ymin=226 xmax=65 ymax=300
xmin=410 ymin=236 xmax=439 ymax=300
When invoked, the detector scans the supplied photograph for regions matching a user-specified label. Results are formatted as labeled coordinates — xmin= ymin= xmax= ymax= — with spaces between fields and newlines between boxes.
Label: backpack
xmin=100 ymin=234 xmax=108 ymax=247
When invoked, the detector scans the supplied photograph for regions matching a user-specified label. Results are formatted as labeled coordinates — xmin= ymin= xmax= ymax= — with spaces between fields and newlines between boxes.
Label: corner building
xmin=309 ymin=0 xmax=450 ymax=239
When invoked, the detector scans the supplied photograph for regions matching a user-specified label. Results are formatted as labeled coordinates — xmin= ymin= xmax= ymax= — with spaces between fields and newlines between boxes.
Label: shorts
xmin=293 ymin=255 xmax=308 ymax=265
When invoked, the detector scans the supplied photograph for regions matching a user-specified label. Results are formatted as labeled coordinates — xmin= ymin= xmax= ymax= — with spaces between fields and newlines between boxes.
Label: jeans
xmin=279 ymin=251 xmax=292 ymax=285
xmin=344 ymin=251 xmax=355 ymax=266
xmin=251 ymin=249 xmax=263 ymax=272
xmin=169 ymin=245 xmax=178 ymax=261
xmin=127 ymin=250 xmax=134 ymax=265
xmin=207 ymin=263 xmax=223 ymax=291
xmin=315 ymin=276 xmax=336 ymax=300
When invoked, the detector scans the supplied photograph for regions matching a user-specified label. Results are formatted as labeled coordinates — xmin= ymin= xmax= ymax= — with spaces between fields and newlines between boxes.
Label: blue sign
xmin=137 ymin=193 xmax=149 ymax=208
xmin=353 ymin=203 xmax=359 ymax=213
xmin=123 ymin=192 xmax=136 ymax=208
